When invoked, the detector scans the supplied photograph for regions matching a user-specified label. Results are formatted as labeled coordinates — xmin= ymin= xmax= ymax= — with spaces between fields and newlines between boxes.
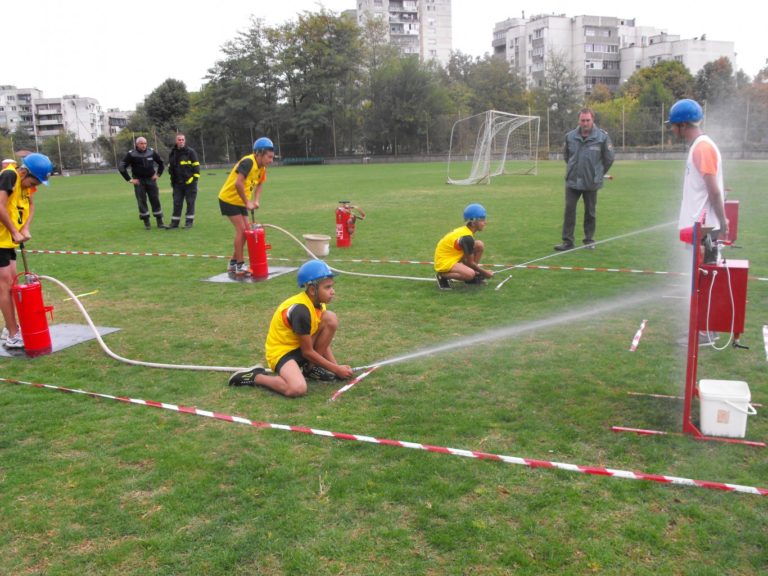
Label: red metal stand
xmin=613 ymin=222 xmax=764 ymax=447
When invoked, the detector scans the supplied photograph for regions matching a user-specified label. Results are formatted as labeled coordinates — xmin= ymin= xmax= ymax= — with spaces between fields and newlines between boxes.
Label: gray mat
xmin=204 ymin=265 xmax=297 ymax=283
xmin=0 ymin=323 xmax=120 ymax=359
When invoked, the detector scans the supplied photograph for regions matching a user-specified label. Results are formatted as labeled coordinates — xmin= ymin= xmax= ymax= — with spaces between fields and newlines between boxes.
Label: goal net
xmin=447 ymin=110 xmax=540 ymax=185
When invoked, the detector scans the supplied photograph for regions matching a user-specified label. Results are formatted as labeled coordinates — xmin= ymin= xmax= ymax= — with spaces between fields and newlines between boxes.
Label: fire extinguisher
xmin=11 ymin=245 xmax=54 ymax=356
xmin=335 ymin=201 xmax=366 ymax=248
xmin=245 ymin=211 xmax=271 ymax=280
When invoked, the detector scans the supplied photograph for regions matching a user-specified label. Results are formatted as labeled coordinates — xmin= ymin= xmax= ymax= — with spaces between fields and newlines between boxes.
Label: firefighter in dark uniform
xmin=167 ymin=133 xmax=200 ymax=229
xmin=118 ymin=136 xmax=167 ymax=229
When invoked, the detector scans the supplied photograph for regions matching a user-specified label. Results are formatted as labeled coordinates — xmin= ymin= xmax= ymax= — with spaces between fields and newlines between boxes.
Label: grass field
xmin=1 ymin=159 xmax=767 ymax=575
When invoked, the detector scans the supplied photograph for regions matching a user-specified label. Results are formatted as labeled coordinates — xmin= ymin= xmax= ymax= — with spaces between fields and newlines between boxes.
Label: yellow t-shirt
xmin=217 ymin=154 xmax=267 ymax=206
xmin=265 ymin=291 xmax=326 ymax=371
xmin=433 ymin=225 xmax=474 ymax=273
xmin=0 ymin=166 xmax=31 ymax=249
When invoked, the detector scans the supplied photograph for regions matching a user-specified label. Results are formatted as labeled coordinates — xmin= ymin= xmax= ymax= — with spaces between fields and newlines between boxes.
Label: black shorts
xmin=0 ymin=247 xmax=17 ymax=268
xmin=219 ymin=199 xmax=248 ymax=217
xmin=275 ymin=348 xmax=307 ymax=374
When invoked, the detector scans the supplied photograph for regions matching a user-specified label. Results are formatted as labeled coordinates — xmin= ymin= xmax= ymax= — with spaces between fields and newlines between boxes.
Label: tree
xmin=40 ymin=132 xmax=86 ymax=171
xmin=11 ymin=128 xmax=37 ymax=153
xmin=535 ymin=50 xmax=583 ymax=146
xmin=621 ymin=60 xmax=694 ymax=102
xmin=144 ymin=79 xmax=190 ymax=132
xmin=465 ymin=55 xmax=527 ymax=114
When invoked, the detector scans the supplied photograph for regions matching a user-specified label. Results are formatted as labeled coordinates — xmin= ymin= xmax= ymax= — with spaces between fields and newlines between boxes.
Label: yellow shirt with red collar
xmin=434 ymin=225 xmax=474 ymax=273
xmin=265 ymin=290 xmax=326 ymax=371
xmin=217 ymin=154 xmax=267 ymax=206
xmin=0 ymin=165 xmax=31 ymax=249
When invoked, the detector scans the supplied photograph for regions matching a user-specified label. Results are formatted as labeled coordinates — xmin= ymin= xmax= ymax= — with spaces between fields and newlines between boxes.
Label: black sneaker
xmin=228 ymin=365 xmax=266 ymax=387
xmin=554 ymin=243 xmax=574 ymax=251
xmin=583 ymin=240 xmax=595 ymax=250
xmin=435 ymin=273 xmax=452 ymax=290
xmin=465 ymin=273 xmax=487 ymax=285
xmin=302 ymin=364 xmax=338 ymax=381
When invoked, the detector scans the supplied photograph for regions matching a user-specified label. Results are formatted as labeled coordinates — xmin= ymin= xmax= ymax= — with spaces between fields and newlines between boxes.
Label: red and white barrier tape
xmin=23 ymin=248 xmax=768 ymax=282
xmin=764 ymin=325 xmax=768 ymax=361
xmin=629 ymin=319 xmax=648 ymax=352
xmin=330 ymin=366 xmax=379 ymax=401
xmin=2 ymin=376 xmax=766 ymax=497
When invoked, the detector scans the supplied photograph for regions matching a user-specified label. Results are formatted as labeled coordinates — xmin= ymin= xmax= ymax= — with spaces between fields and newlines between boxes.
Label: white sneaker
xmin=3 ymin=330 xmax=24 ymax=349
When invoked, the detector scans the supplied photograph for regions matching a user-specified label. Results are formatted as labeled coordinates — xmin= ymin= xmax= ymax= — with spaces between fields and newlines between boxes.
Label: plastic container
xmin=303 ymin=234 xmax=331 ymax=257
xmin=698 ymin=379 xmax=755 ymax=438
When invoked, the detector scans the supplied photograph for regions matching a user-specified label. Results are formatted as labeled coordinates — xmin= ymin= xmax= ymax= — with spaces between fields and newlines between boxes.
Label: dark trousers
xmin=171 ymin=183 xmax=198 ymax=224
xmin=561 ymin=187 xmax=597 ymax=245
xmin=134 ymin=179 xmax=163 ymax=219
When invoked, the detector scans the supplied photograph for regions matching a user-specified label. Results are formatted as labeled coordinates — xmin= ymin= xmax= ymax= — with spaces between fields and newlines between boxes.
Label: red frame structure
xmin=614 ymin=222 xmax=764 ymax=447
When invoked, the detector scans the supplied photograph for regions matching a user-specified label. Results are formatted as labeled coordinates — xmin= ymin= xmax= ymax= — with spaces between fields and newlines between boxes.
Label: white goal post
xmin=446 ymin=110 xmax=541 ymax=185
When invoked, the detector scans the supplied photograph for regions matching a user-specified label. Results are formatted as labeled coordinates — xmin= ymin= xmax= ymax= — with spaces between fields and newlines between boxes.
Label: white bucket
xmin=698 ymin=379 xmax=756 ymax=438
xmin=302 ymin=234 xmax=331 ymax=257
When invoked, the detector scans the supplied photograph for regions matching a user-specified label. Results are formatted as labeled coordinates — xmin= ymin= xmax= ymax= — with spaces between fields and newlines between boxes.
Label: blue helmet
xmin=253 ymin=137 xmax=274 ymax=152
xmin=667 ymin=99 xmax=703 ymax=124
xmin=22 ymin=153 xmax=54 ymax=185
xmin=463 ymin=203 xmax=487 ymax=222
xmin=297 ymin=259 xmax=335 ymax=288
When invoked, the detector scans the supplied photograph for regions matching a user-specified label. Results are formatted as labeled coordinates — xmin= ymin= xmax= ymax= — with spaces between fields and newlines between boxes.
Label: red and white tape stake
xmin=330 ymin=366 xmax=379 ymax=401
xmin=629 ymin=319 xmax=648 ymax=352
xmin=2 ymin=377 xmax=766 ymax=497
xmin=763 ymin=325 xmax=768 ymax=361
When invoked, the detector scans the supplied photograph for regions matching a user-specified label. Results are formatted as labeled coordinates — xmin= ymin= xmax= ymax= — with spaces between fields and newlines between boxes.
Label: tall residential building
xmin=493 ymin=14 xmax=735 ymax=93
xmin=356 ymin=0 xmax=452 ymax=65
xmin=33 ymin=95 xmax=104 ymax=142
xmin=0 ymin=85 xmax=44 ymax=135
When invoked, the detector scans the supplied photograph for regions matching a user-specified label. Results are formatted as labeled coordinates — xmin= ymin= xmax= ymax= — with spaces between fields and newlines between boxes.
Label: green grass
xmin=1 ymin=159 xmax=767 ymax=575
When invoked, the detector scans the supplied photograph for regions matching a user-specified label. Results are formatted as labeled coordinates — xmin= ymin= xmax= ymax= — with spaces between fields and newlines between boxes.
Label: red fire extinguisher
xmin=335 ymin=201 xmax=366 ymax=248
xmin=245 ymin=212 xmax=271 ymax=280
xmin=12 ymin=272 xmax=54 ymax=357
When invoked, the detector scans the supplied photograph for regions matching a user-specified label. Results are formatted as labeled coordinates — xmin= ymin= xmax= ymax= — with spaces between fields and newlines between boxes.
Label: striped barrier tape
xmin=21 ymin=249 xmax=768 ymax=282
xmin=764 ymin=325 xmax=768 ymax=361
xmin=2 ymin=376 xmax=766 ymax=497
xmin=629 ymin=319 xmax=648 ymax=352
xmin=330 ymin=366 xmax=379 ymax=402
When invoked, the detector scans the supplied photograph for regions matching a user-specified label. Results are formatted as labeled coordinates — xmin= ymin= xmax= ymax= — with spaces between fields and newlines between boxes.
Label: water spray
xmin=494 ymin=220 xmax=677 ymax=291
xmin=353 ymin=289 xmax=664 ymax=371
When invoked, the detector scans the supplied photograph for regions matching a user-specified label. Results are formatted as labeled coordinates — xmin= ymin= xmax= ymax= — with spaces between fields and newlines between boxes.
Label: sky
xmin=6 ymin=0 xmax=765 ymax=111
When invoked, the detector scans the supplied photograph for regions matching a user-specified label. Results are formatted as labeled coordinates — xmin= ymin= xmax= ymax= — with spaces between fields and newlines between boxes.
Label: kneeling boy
xmin=228 ymin=260 xmax=353 ymax=397
xmin=434 ymin=203 xmax=494 ymax=289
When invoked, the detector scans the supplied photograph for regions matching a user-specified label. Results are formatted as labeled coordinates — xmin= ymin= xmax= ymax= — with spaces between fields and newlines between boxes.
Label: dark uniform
xmin=118 ymin=146 xmax=166 ymax=229
xmin=168 ymin=144 xmax=200 ymax=228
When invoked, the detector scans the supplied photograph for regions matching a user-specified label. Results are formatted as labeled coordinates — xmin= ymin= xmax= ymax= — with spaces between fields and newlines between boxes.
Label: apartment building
xmin=356 ymin=0 xmax=452 ymax=65
xmin=493 ymin=13 xmax=735 ymax=93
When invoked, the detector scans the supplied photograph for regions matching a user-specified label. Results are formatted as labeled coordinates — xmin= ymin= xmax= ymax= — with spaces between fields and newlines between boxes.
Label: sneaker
xmin=227 ymin=261 xmax=237 ymax=274
xmin=228 ymin=365 xmax=266 ymax=387
xmin=435 ymin=273 xmax=452 ymax=290
xmin=302 ymin=364 xmax=338 ymax=382
xmin=3 ymin=330 xmax=24 ymax=349
xmin=554 ymin=243 xmax=575 ymax=251
xmin=583 ymin=240 xmax=595 ymax=250
xmin=465 ymin=273 xmax=487 ymax=285
xmin=235 ymin=262 xmax=250 ymax=277
xmin=0 ymin=327 xmax=8 ymax=343
xmin=184 ymin=220 xmax=194 ymax=229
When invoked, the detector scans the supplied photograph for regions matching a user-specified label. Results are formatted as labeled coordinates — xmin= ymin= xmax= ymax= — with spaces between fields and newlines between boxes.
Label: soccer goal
xmin=447 ymin=110 xmax=541 ymax=185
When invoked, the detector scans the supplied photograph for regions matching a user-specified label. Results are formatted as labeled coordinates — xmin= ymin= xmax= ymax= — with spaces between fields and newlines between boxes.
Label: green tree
xmin=144 ymin=79 xmax=190 ymax=133
xmin=40 ymin=132 xmax=86 ymax=171
xmin=621 ymin=60 xmax=694 ymax=102
xmin=11 ymin=129 xmax=37 ymax=153
xmin=465 ymin=55 xmax=527 ymax=114
xmin=535 ymin=50 xmax=583 ymax=147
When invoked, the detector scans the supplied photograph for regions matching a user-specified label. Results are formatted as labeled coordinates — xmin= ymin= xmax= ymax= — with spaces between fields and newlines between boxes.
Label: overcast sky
xmin=6 ymin=0 xmax=765 ymax=111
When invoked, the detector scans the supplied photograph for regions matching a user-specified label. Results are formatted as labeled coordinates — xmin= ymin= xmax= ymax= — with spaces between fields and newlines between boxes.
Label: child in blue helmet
xmin=228 ymin=260 xmax=354 ymax=397
xmin=433 ymin=203 xmax=494 ymax=289
xmin=217 ymin=137 xmax=275 ymax=276
xmin=0 ymin=153 xmax=54 ymax=348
